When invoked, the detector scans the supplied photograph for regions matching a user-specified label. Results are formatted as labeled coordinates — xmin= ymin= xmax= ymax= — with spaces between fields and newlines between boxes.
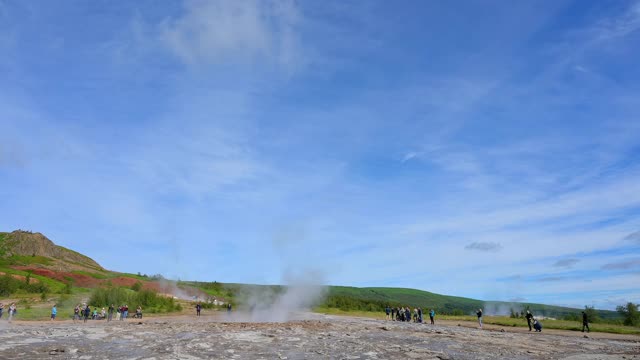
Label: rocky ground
xmin=0 ymin=313 xmax=639 ymax=359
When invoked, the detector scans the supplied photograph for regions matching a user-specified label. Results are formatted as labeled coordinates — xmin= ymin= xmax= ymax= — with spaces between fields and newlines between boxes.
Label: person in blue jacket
xmin=429 ymin=309 xmax=436 ymax=325
xmin=533 ymin=318 xmax=542 ymax=332
xmin=50 ymin=304 xmax=57 ymax=321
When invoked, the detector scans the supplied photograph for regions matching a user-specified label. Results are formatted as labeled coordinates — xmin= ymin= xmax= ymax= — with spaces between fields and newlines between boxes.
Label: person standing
xmin=477 ymin=309 xmax=483 ymax=329
xmin=385 ymin=305 xmax=390 ymax=320
xmin=51 ymin=304 xmax=57 ymax=321
xmin=525 ymin=310 xmax=534 ymax=331
xmin=405 ymin=307 xmax=411 ymax=322
xmin=73 ymin=305 xmax=80 ymax=322
xmin=0 ymin=303 xmax=4 ymax=319
xmin=8 ymin=303 xmax=16 ymax=322
xmin=83 ymin=305 xmax=90 ymax=323
xmin=418 ymin=308 xmax=423 ymax=323
xmin=582 ymin=311 xmax=590 ymax=333
xmin=108 ymin=304 xmax=114 ymax=322
xmin=429 ymin=309 xmax=435 ymax=325
xmin=196 ymin=303 xmax=202 ymax=317
xmin=136 ymin=306 xmax=142 ymax=319
xmin=123 ymin=304 xmax=129 ymax=319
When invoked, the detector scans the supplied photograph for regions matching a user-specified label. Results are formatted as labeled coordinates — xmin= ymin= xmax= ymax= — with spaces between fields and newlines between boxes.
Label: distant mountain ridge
xmin=0 ymin=230 xmax=103 ymax=270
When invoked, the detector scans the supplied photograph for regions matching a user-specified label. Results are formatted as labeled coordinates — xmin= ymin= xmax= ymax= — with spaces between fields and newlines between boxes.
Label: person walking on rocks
xmin=0 ymin=303 xmax=4 ymax=319
xmin=525 ymin=310 xmax=534 ymax=331
xmin=196 ymin=303 xmax=202 ymax=317
xmin=51 ymin=304 xmax=57 ymax=321
xmin=429 ymin=309 xmax=435 ymax=325
xmin=390 ymin=307 xmax=396 ymax=321
xmin=418 ymin=308 xmax=423 ymax=323
xmin=405 ymin=307 xmax=411 ymax=322
xmin=477 ymin=309 xmax=483 ymax=329
xmin=385 ymin=305 xmax=390 ymax=320
xmin=581 ymin=311 xmax=590 ymax=333
xmin=73 ymin=305 xmax=80 ymax=322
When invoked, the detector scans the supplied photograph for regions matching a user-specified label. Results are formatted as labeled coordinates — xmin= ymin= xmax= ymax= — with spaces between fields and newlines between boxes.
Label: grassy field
xmin=313 ymin=308 xmax=640 ymax=335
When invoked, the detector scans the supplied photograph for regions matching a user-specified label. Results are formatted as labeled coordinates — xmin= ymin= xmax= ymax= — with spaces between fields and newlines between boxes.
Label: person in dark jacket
xmin=533 ymin=319 xmax=542 ymax=332
xmin=525 ymin=310 xmax=534 ymax=331
xmin=83 ymin=305 xmax=91 ymax=323
xmin=582 ymin=311 xmax=590 ymax=333
xmin=405 ymin=307 xmax=411 ymax=322
xmin=477 ymin=309 xmax=483 ymax=328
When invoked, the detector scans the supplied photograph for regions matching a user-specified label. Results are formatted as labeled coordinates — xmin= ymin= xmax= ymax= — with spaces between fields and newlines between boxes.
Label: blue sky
xmin=1 ymin=0 xmax=639 ymax=310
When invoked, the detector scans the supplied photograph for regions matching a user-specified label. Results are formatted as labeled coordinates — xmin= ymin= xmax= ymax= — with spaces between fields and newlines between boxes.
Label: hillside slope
xmin=0 ymin=230 xmax=103 ymax=270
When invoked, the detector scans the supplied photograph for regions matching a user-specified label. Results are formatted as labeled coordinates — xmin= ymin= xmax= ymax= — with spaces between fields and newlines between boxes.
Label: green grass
xmin=0 ymin=266 xmax=67 ymax=292
xmin=438 ymin=315 xmax=640 ymax=335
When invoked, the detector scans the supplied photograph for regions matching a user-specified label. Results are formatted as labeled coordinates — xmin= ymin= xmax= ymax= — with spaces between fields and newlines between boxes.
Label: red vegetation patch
xmin=13 ymin=266 xmax=96 ymax=287
xmin=11 ymin=267 xmax=161 ymax=290
xmin=107 ymin=277 xmax=160 ymax=292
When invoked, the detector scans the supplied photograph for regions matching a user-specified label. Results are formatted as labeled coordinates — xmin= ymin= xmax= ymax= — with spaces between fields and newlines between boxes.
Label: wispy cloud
xmin=601 ymin=259 xmax=640 ymax=271
xmin=553 ymin=259 xmax=580 ymax=268
xmin=465 ymin=242 xmax=502 ymax=252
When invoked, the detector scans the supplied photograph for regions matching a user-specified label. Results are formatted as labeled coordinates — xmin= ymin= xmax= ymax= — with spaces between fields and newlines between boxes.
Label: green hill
xmin=211 ymin=283 xmax=619 ymax=320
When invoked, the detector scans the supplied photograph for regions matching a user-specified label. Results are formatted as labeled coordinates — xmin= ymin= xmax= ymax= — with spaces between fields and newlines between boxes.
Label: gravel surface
xmin=0 ymin=313 xmax=639 ymax=359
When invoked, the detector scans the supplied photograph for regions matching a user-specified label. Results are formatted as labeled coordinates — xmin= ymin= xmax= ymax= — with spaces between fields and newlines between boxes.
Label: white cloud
xmin=159 ymin=0 xmax=302 ymax=69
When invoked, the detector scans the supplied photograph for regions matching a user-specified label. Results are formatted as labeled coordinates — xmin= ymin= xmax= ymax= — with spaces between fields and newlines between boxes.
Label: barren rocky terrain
xmin=1 ymin=313 xmax=639 ymax=359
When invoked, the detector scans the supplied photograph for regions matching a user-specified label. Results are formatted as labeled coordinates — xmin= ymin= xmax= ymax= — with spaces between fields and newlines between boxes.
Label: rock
xmin=584 ymin=335 xmax=589 ymax=338
xmin=500 ymin=329 xmax=505 ymax=332
xmin=379 ymin=326 xmax=389 ymax=331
